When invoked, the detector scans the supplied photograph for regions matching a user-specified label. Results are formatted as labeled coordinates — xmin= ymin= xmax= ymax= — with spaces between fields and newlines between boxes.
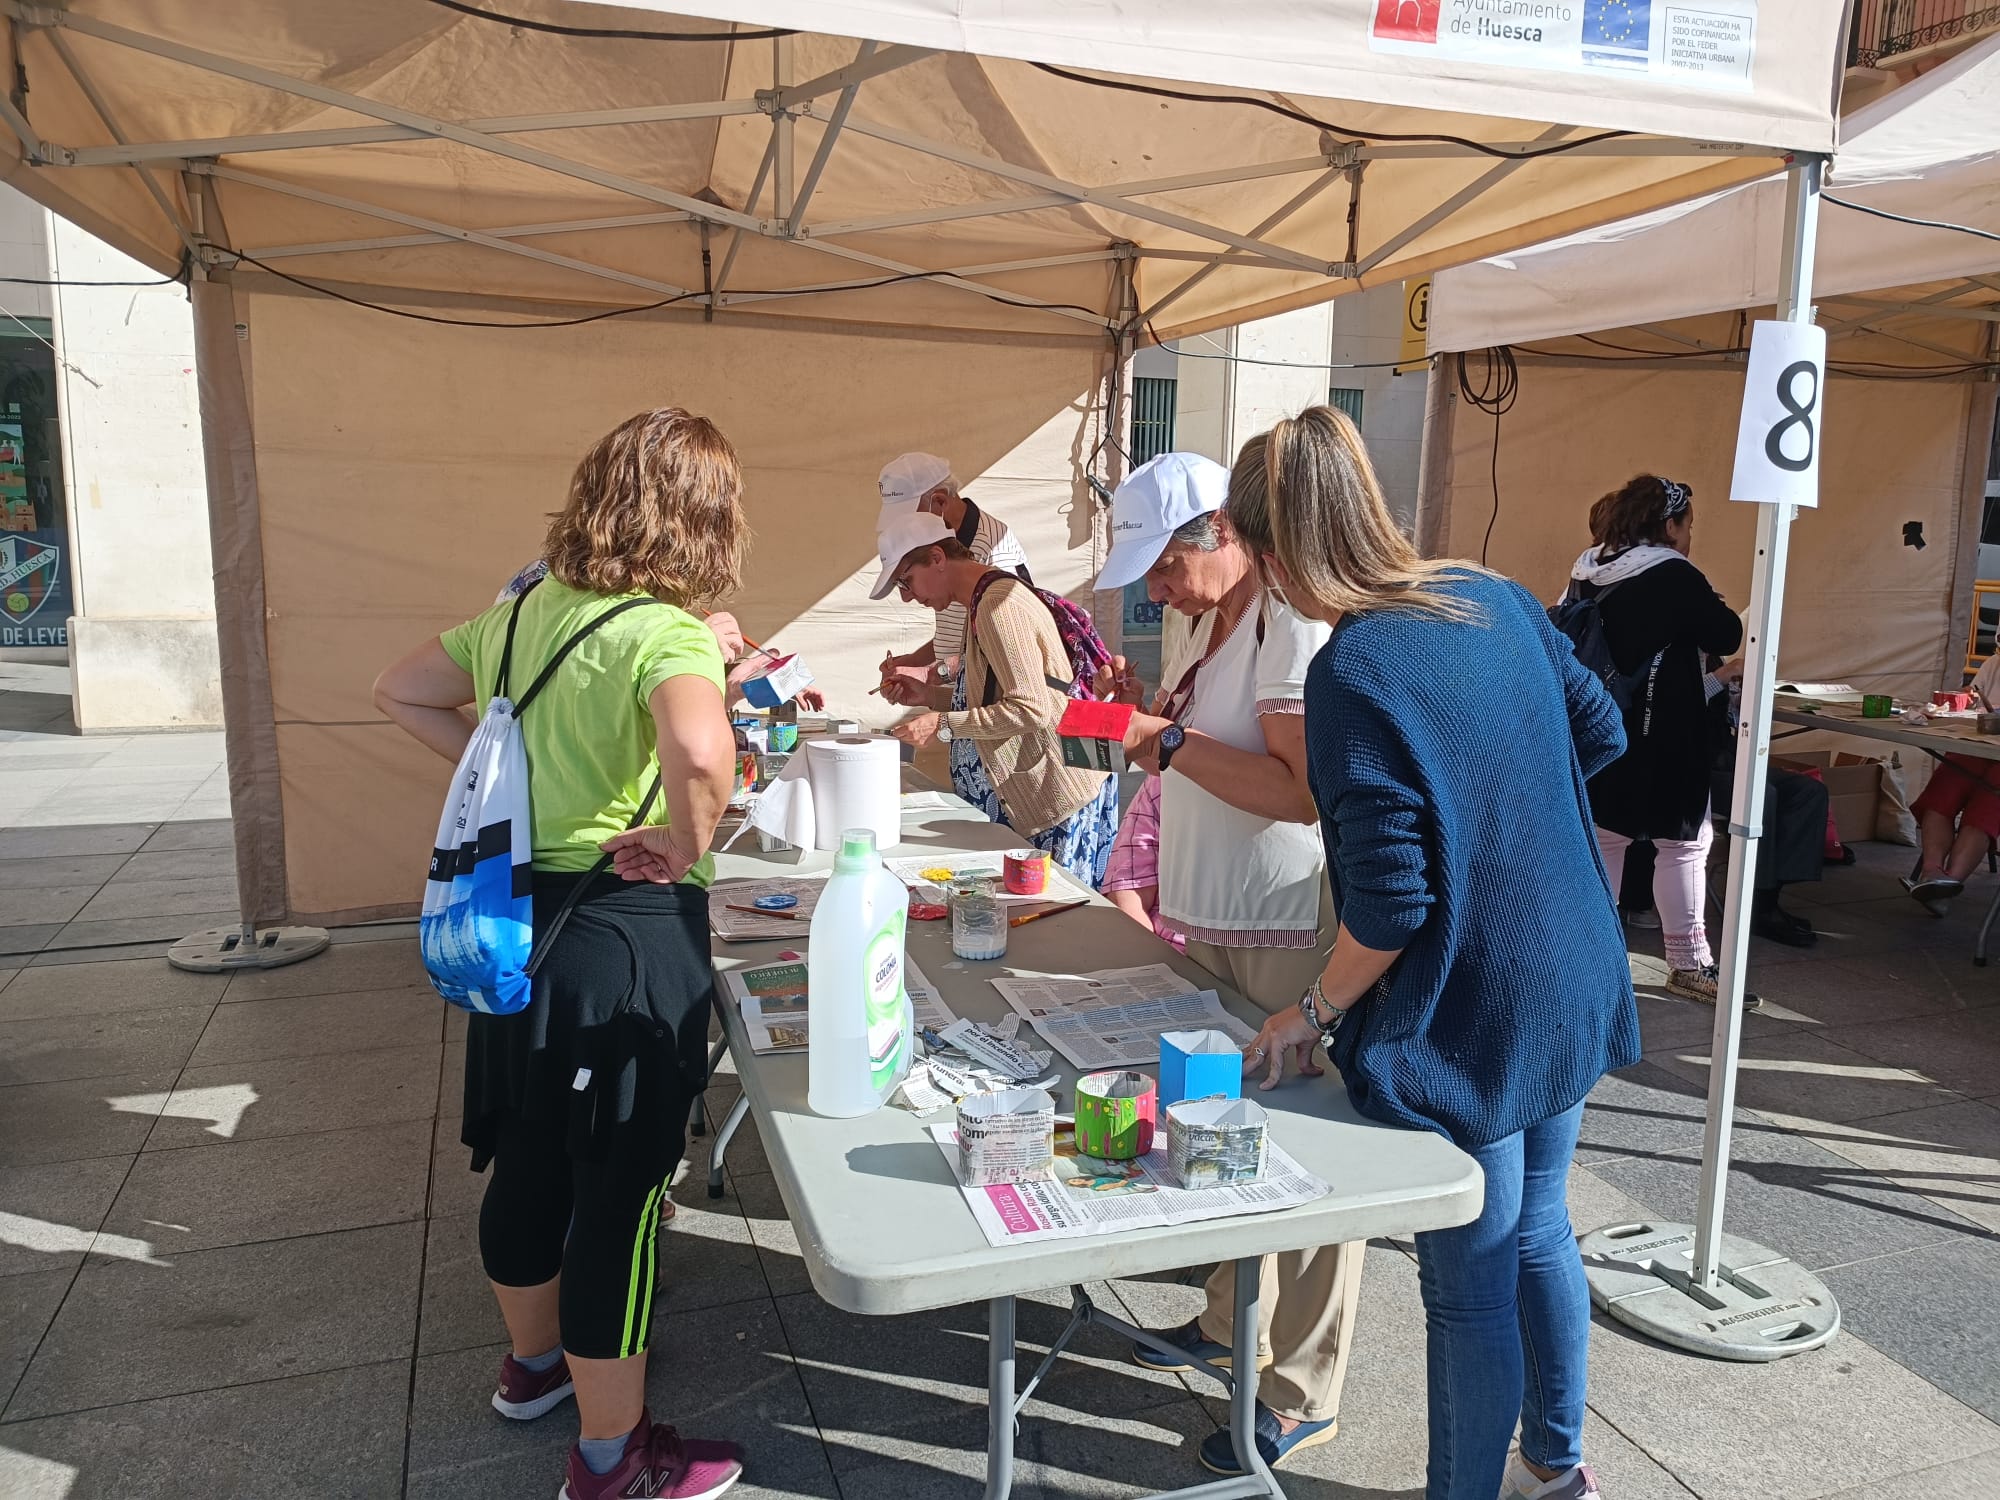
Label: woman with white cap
xmin=873 ymin=451 xmax=1032 ymax=823
xmin=872 ymin=508 xmax=1120 ymax=882
xmin=1096 ymin=445 xmax=1360 ymax=1476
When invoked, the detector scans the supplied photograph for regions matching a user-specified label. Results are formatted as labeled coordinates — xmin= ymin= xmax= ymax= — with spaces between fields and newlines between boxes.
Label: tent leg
xmin=172 ymin=206 xmax=327 ymax=976
xmin=1579 ymin=153 xmax=1839 ymax=1361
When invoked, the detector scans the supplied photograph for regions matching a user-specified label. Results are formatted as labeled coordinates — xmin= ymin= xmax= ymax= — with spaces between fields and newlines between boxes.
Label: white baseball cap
xmin=1094 ymin=451 xmax=1231 ymax=592
xmin=870 ymin=510 xmax=953 ymax=600
xmin=878 ymin=452 xmax=952 ymax=509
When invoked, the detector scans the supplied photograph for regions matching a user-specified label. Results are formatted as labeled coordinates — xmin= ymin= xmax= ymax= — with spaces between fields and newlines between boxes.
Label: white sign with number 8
xmin=1730 ymin=319 xmax=1826 ymax=509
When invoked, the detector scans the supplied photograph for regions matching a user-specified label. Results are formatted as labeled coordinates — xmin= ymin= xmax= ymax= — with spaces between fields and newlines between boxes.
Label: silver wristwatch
xmin=935 ymin=716 xmax=954 ymax=743
xmin=1299 ymin=978 xmax=1346 ymax=1048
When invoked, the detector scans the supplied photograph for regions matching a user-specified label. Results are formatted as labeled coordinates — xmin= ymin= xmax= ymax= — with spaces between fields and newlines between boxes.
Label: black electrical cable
xmin=226 ymin=251 xmax=1111 ymax=330
xmin=1825 ymin=194 xmax=2000 ymax=246
xmin=1452 ymin=347 xmax=1517 ymax=565
xmin=1517 ymin=336 xmax=1996 ymax=378
xmin=0 ymin=271 xmax=184 ymax=288
xmin=423 ymin=0 xmax=792 ymax=42
xmin=1030 ymin=60 xmax=1634 ymax=161
xmin=1578 ymin=332 xmax=1746 ymax=359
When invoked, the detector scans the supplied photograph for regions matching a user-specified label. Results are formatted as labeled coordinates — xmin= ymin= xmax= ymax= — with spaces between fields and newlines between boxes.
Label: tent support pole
xmin=1695 ymin=153 xmax=1822 ymax=1287
xmin=1355 ymin=124 xmax=1572 ymax=277
xmin=1099 ymin=254 xmax=1138 ymax=649
xmin=1576 ymin=154 xmax=1839 ymax=1361
xmin=170 ymin=199 xmax=327 ymax=975
xmin=192 ymin=162 xmax=697 ymax=301
xmin=789 ymin=40 xmax=875 ymax=233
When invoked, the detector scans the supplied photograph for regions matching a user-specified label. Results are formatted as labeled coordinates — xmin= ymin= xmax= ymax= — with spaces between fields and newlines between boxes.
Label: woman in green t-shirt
xmin=375 ymin=408 xmax=747 ymax=1500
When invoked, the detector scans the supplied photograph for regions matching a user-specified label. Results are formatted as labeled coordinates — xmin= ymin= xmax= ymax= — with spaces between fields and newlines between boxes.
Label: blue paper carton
xmin=741 ymin=653 xmax=814 ymax=709
xmin=1158 ymin=1026 xmax=1242 ymax=1108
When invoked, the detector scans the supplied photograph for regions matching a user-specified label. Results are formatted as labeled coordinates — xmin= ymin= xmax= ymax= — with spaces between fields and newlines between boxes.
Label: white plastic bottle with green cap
xmin=806 ymin=827 xmax=913 ymax=1117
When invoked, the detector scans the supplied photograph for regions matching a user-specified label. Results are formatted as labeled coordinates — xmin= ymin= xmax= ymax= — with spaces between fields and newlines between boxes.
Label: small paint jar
xmin=1003 ymin=848 xmax=1049 ymax=896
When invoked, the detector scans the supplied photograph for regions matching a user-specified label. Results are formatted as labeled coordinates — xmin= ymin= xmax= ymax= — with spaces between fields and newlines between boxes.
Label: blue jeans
xmin=1413 ymin=1099 xmax=1590 ymax=1500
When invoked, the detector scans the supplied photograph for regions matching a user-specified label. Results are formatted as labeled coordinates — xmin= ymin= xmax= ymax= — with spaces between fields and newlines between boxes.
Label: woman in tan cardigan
xmin=875 ymin=511 xmax=1120 ymax=882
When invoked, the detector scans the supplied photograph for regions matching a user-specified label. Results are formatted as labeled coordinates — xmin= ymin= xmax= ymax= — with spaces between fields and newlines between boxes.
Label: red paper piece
xmin=1058 ymin=699 xmax=1136 ymax=741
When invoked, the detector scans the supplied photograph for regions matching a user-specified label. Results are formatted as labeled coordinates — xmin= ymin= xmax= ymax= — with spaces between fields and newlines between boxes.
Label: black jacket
xmin=1582 ymin=555 xmax=1742 ymax=841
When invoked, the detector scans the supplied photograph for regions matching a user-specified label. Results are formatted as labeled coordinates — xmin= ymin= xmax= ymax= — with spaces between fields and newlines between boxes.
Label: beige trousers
xmin=1182 ymin=882 xmax=1362 ymax=1423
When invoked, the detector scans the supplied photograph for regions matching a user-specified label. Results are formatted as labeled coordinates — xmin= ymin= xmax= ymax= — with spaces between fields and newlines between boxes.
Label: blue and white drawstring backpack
xmin=420 ymin=582 xmax=660 ymax=1014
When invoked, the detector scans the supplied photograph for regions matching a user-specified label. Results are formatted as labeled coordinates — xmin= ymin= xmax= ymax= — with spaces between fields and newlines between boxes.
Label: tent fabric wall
xmin=236 ymin=283 xmax=1105 ymax=923
xmin=1442 ymin=358 xmax=1982 ymax=703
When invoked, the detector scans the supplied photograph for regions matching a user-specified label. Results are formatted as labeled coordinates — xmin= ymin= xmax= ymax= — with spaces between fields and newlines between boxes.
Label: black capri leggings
xmin=465 ymin=875 xmax=712 ymax=1362
xmin=479 ymin=1106 xmax=683 ymax=1360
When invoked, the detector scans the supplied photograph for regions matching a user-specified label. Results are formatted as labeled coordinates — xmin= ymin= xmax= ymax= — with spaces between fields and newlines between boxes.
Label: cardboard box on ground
xmin=1772 ymin=751 xmax=1918 ymax=846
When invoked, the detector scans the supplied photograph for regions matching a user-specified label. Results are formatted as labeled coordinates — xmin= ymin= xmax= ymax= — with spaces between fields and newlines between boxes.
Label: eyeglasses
xmin=892 ymin=567 xmax=919 ymax=600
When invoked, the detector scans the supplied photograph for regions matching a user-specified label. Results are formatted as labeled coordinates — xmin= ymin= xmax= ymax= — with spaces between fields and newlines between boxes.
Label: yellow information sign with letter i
xmin=1397 ymin=277 xmax=1431 ymax=375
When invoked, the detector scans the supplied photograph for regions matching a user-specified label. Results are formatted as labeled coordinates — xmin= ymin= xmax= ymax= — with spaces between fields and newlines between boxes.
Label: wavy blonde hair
xmin=542 ymin=407 xmax=747 ymax=610
xmin=1250 ymin=405 xmax=1477 ymax=623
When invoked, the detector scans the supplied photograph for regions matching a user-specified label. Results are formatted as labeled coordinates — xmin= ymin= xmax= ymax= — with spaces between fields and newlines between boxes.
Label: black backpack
xmin=1550 ymin=579 xmax=1659 ymax=716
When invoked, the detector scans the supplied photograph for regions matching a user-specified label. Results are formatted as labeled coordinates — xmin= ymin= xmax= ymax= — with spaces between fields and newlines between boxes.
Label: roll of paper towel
xmin=804 ymin=735 xmax=903 ymax=851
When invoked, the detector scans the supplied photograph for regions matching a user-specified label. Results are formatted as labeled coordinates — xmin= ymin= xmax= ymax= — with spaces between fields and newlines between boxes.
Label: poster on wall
xmin=0 ymin=416 xmax=69 ymax=647
xmin=0 ymin=530 xmax=69 ymax=648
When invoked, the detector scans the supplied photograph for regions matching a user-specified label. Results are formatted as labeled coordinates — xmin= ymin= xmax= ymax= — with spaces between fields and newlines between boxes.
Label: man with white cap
xmin=876 ymin=452 xmax=1032 ymax=820
xmin=1093 ymin=445 xmax=1357 ymax=1478
xmin=868 ymin=508 xmax=1120 ymax=881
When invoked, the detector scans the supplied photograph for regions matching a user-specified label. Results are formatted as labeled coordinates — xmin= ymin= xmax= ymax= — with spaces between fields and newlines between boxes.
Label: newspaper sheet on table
xmin=725 ymin=954 xmax=951 ymax=1054
xmin=884 ymin=853 xmax=1089 ymax=905
xmin=708 ymin=875 xmax=827 ymax=942
xmin=990 ymin=966 xmax=1261 ymax=1070
xmin=928 ymin=1121 xmax=1328 ymax=1245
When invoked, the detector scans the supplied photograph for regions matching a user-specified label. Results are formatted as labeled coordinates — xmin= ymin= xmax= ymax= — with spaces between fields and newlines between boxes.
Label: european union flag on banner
xmin=1583 ymin=0 xmax=1651 ymax=67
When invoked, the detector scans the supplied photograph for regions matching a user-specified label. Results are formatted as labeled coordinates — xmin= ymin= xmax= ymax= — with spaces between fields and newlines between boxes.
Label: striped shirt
xmin=933 ymin=498 xmax=1031 ymax=664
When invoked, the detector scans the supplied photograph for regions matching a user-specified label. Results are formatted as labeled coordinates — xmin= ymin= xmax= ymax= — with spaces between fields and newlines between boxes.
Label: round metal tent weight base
xmin=1579 ymin=1222 xmax=1839 ymax=1362
xmin=168 ymin=924 xmax=331 ymax=974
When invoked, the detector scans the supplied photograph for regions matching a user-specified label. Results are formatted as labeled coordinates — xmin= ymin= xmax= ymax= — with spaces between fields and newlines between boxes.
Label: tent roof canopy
xmin=0 ymin=0 xmax=1847 ymax=343
xmin=1431 ymin=33 xmax=2000 ymax=357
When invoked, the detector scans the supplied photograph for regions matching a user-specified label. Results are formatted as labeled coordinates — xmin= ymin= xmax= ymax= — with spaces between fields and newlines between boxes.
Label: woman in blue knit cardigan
xmin=1228 ymin=406 xmax=1641 ymax=1500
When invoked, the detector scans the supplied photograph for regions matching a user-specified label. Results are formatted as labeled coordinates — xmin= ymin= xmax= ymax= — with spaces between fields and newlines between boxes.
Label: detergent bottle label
xmin=864 ymin=909 xmax=909 ymax=1092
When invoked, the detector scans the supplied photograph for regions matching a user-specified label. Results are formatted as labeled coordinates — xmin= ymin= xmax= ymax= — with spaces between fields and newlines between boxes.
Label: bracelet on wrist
xmin=1299 ymin=977 xmax=1346 ymax=1047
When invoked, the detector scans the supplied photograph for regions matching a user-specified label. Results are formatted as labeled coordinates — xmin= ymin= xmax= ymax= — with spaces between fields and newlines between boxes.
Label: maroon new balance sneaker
xmin=491 ymin=1350 xmax=575 ymax=1421
xmin=559 ymin=1410 xmax=742 ymax=1500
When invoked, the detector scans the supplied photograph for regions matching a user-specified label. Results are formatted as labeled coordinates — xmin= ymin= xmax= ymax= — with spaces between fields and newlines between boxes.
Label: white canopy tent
xmin=1430 ymin=31 xmax=2000 ymax=351
xmin=1422 ymin=32 xmax=2000 ymax=734
xmin=0 ymin=0 xmax=1849 ymax=931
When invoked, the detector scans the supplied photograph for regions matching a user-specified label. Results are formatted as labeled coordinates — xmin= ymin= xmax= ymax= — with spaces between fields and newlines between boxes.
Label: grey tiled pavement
xmin=0 ymin=663 xmax=233 ymax=968
xmin=2 ymin=682 xmax=1999 ymax=1493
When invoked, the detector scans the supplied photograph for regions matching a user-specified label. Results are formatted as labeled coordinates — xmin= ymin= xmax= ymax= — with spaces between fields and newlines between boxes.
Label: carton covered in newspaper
xmin=741 ymin=653 xmax=816 ymax=709
xmin=1167 ymin=1097 xmax=1269 ymax=1189
xmin=957 ymin=1087 xmax=1056 ymax=1188
xmin=1158 ymin=1028 xmax=1242 ymax=1107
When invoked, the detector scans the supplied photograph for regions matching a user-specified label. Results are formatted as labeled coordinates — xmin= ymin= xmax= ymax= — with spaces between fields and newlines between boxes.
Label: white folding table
xmin=702 ymin=796 xmax=1481 ymax=1499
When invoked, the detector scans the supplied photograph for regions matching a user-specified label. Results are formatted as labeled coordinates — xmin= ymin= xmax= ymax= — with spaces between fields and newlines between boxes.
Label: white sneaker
xmin=1499 ymin=1455 xmax=1602 ymax=1500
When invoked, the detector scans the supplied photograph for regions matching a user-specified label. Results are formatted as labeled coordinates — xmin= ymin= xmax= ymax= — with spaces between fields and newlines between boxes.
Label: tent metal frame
xmin=1 ymin=3 xmax=1786 ymax=343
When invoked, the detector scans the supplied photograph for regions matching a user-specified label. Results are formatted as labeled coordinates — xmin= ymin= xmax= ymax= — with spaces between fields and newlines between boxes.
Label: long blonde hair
xmin=1256 ymin=405 xmax=1476 ymax=622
